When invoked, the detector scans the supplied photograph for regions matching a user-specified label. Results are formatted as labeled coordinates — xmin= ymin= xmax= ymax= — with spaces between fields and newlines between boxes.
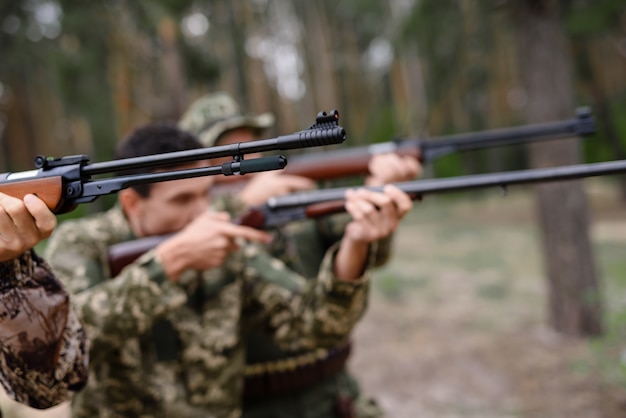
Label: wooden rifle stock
xmin=107 ymin=213 xmax=271 ymax=277
xmin=107 ymin=157 xmax=626 ymax=277
xmin=281 ymin=146 xmax=420 ymax=181
xmin=0 ymin=177 xmax=65 ymax=212
xmin=108 ymin=235 xmax=172 ymax=277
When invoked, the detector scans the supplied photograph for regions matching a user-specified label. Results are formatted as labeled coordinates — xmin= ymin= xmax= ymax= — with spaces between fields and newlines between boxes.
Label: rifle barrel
xmin=280 ymin=107 xmax=594 ymax=179
xmin=420 ymin=107 xmax=593 ymax=158
xmin=106 ymin=158 xmax=626 ymax=276
xmin=84 ymin=113 xmax=345 ymax=175
xmin=267 ymin=159 xmax=626 ymax=208
xmin=83 ymin=156 xmax=287 ymax=198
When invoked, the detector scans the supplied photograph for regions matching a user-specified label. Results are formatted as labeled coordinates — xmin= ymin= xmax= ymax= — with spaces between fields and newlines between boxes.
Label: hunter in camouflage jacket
xmin=44 ymin=204 xmax=370 ymax=418
xmin=0 ymin=251 xmax=88 ymax=409
xmin=237 ymin=203 xmax=389 ymax=418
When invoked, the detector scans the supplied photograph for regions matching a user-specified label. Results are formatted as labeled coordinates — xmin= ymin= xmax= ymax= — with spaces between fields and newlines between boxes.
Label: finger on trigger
xmin=225 ymin=223 xmax=272 ymax=244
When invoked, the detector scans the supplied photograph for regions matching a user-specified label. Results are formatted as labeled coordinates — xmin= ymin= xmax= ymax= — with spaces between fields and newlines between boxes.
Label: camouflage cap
xmin=179 ymin=92 xmax=275 ymax=147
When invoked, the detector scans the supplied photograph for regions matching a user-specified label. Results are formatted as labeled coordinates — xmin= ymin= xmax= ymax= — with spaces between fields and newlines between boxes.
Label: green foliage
xmin=0 ymin=3 xmax=61 ymax=77
xmin=583 ymin=96 xmax=626 ymax=164
xmin=432 ymin=153 xmax=465 ymax=178
xmin=0 ymin=0 xmax=217 ymax=170
xmin=610 ymin=98 xmax=626 ymax=136
xmin=587 ymin=241 xmax=626 ymax=388
xmin=397 ymin=0 xmax=464 ymax=105
xmin=374 ymin=270 xmax=430 ymax=300
xmin=150 ymin=0 xmax=194 ymax=16
xmin=332 ymin=0 xmax=389 ymax=45
xmin=180 ymin=39 xmax=221 ymax=85
xmin=362 ymin=104 xmax=397 ymax=145
xmin=565 ymin=0 xmax=626 ymax=36
xmin=373 ymin=272 xmax=404 ymax=299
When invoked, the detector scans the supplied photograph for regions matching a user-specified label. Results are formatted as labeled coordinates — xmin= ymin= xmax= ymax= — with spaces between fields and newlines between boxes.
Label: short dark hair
xmin=115 ymin=122 xmax=203 ymax=197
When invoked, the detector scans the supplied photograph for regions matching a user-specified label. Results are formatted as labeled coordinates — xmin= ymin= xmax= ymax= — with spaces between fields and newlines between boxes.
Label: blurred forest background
xmin=2 ymin=0 xmax=626 ymax=416
xmin=2 ymin=0 xmax=626 ymax=179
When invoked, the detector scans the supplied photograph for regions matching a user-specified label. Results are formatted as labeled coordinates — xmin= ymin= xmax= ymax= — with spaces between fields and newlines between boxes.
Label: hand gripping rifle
xmin=107 ymin=158 xmax=626 ymax=276
xmin=0 ymin=110 xmax=345 ymax=214
xmin=261 ymin=107 xmax=595 ymax=182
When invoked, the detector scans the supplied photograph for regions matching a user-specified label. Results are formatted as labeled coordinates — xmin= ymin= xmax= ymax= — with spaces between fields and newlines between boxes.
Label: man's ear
xmin=119 ymin=188 xmax=142 ymax=218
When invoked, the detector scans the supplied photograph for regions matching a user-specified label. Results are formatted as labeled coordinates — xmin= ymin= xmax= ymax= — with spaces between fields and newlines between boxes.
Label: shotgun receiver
xmin=0 ymin=110 xmax=345 ymax=214
xmin=266 ymin=107 xmax=595 ymax=182
xmin=107 ymin=157 xmax=626 ymax=276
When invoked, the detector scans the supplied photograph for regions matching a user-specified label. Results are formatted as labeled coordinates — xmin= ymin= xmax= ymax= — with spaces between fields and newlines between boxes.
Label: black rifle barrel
xmin=420 ymin=106 xmax=593 ymax=158
xmin=287 ymin=107 xmax=594 ymax=165
xmin=84 ymin=111 xmax=345 ymax=175
xmin=267 ymin=159 xmax=626 ymax=208
xmin=105 ymin=158 xmax=626 ymax=274
xmin=83 ymin=156 xmax=287 ymax=198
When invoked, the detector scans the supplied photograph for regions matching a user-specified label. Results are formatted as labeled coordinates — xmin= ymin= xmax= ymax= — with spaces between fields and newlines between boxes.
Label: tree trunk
xmin=157 ymin=16 xmax=187 ymax=120
xmin=512 ymin=0 xmax=602 ymax=336
xmin=1 ymin=81 xmax=35 ymax=171
xmin=226 ymin=1 xmax=249 ymax=103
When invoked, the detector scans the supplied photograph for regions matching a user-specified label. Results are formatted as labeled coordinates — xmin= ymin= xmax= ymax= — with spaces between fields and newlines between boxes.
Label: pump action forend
xmin=0 ymin=110 xmax=345 ymax=214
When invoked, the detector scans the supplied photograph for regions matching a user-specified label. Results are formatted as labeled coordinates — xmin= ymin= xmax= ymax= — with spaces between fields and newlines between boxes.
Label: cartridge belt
xmin=243 ymin=341 xmax=352 ymax=399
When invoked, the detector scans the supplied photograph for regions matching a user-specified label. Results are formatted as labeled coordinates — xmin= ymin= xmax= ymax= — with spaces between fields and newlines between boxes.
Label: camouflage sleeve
xmin=240 ymin=242 xmax=370 ymax=352
xmin=0 ymin=250 xmax=88 ymax=409
xmin=68 ymin=251 xmax=188 ymax=354
xmin=44 ymin=222 xmax=187 ymax=353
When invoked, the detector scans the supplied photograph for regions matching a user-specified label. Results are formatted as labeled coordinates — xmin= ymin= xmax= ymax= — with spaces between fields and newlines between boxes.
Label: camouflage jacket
xmin=44 ymin=205 xmax=369 ymax=418
xmin=218 ymin=196 xmax=391 ymax=366
xmin=0 ymin=251 xmax=88 ymax=409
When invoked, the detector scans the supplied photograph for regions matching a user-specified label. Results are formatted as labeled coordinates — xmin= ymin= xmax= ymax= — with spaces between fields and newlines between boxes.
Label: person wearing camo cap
xmin=180 ymin=92 xmax=421 ymax=418
xmin=44 ymin=121 xmax=411 ymax=418
xmin=179 ymin=92 xmax=275 ymax=151
xmin=0 ymin=193 xmax=88 ymax=412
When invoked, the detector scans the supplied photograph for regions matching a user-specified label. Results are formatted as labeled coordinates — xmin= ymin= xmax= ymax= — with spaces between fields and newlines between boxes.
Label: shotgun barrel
xmin=107 ymin=157 xmax=626 ymax=276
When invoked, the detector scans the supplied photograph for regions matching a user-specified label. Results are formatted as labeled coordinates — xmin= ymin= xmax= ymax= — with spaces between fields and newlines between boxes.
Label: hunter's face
xmin=123 ymin=161 xmax=214 ymax=237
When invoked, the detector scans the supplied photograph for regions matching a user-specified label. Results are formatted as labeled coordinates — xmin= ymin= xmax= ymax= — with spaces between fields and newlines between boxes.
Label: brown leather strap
xmin=243 ymin=342 xmax=352 ymax=399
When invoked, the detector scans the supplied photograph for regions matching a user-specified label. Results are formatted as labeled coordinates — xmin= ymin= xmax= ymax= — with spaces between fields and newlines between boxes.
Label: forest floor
xmin=350 ymin=179 xmax=626 ymax=418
